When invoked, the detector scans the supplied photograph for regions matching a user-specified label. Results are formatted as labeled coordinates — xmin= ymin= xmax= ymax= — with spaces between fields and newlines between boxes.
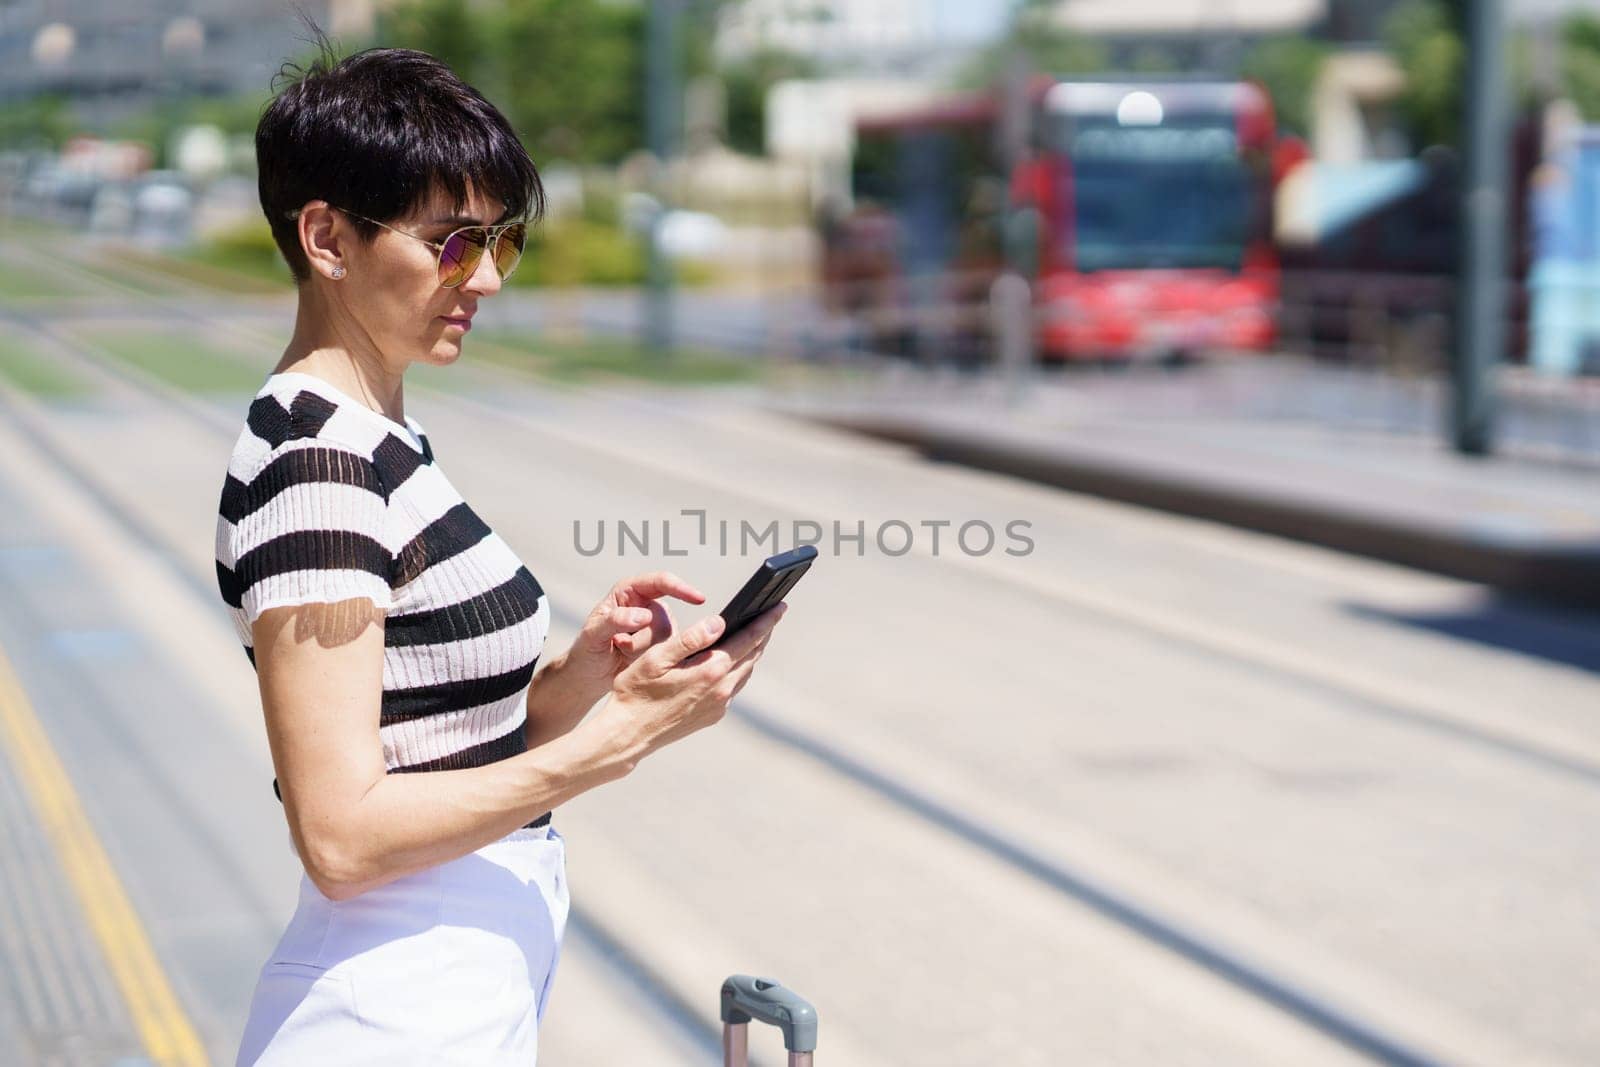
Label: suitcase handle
xmin=720 ymin=974 xmax=818 ymax=1066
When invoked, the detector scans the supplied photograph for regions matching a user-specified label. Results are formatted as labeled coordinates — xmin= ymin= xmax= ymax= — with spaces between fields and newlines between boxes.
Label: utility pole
xmin=643 ymin=0 xmax=680 ymax=357
xmin=994 ymin=30 xmax=1037 ymax=405
xmin=1453 ymin=0 xmax=1505 ymax=455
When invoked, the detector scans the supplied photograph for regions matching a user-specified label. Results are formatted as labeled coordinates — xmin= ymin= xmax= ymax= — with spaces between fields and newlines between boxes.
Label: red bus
xmin=822 ymin=78 xmax=1286 ymax=363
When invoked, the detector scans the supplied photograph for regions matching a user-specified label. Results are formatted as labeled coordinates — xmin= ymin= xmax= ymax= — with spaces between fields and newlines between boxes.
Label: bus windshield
xmin=1054 ymin=115 xmax=1254 ymax=272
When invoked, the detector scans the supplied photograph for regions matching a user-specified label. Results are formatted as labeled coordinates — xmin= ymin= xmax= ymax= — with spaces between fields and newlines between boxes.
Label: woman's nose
xmin=461 ymin=244 xmax=503 ymax=296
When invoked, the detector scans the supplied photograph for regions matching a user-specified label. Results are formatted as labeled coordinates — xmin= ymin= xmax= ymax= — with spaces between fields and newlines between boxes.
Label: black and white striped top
xmin=214 ymin=371 xmax=552 ymax=826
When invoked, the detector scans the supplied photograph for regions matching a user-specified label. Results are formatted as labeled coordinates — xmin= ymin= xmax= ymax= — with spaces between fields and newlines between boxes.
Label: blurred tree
xmin=1560 ymin=13 xmax=1600 ymax=119
xmin=953 ymin=0 xmax=1107 ymax=90
xmin=0 ymin=94 xmax=75 ymax=150
xmin=188 ymin=93 xmax=273 ymax=136
xmin=377 ymin=0 xmax=484 ymax=84
xmin=720 ymin=48 xmax=817 ymax=155
xmin=380 ymin=0 xmax=652 ymax=164
xmin=1126 ymin=45 xmax=1179 ymax=75
xmin=105 ymin=91 xmax=270 ymax=167
xmin=1385 ymin=0 xmax=1465 ymax=149
xmin=1239 ymin=36 xmax=1329 ymax=138
xmin=107 ymin=106 xmax=178 ymax=162
xmin=495 ymin=0 xmax=646 ymax=163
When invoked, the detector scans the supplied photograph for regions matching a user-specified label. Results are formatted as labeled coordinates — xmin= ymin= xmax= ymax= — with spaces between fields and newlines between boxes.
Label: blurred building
xmin=714 ymin=0 xmax=964 ymax=76
xmin=1043 ymin=0 xmax=1326 ymax=70
xmin=715 ymin=0 xmax=934 ymax=59
xmin=0 ymin=1 xmax=382 ymax=125
xmin=1048 ymin=0 xmax=1324 ymax=37
xmin=764 ymin=76 xmax=942 ymax=203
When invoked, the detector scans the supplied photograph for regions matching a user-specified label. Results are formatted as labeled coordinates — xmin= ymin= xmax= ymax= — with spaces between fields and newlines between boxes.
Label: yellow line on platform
xmin=0 ymin=636 xmax=209 ymax=1066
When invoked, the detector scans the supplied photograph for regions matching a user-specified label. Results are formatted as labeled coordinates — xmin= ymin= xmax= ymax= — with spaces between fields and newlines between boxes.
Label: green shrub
xmin=513 ymin=218 xmax=721 ymax=288
xmin=514 ymin=218 xmax=644 ymax=287
xmin=183 ymin=216 xmax=712 ymax=291
xmin=184 ymin=219 xmax=293 ymax=287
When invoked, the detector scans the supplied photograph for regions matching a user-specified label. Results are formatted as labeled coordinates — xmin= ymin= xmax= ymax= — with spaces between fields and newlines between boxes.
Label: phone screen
xmin=713 ymin=545 xmax=816 ymax=646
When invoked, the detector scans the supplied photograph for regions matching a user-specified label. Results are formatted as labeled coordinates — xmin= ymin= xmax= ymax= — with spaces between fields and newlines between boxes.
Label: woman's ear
xmin=297 ymin=200 xmax=345 ymax=281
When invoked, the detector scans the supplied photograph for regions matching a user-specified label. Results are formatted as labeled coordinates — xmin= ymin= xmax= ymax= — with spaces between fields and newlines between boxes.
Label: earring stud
xmin=331 ymin=266 xmax=346 ymax=279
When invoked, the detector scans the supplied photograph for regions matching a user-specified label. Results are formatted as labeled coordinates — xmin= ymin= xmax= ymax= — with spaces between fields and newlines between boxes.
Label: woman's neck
xmin=275 ymin=283 xmax=406 ymax=424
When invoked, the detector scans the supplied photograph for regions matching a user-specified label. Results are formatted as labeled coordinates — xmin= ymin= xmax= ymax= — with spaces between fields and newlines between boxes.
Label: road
xmin=0 ymin=243 xmax=1597 ymax=1065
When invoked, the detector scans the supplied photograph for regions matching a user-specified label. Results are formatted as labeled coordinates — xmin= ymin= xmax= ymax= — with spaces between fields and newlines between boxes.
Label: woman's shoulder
xmin=227 ymin=375 xmax=429 ymax=493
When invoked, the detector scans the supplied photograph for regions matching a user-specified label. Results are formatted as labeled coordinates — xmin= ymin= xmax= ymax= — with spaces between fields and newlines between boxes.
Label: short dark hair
xmin=256 ymin=42 xmax=543 ymax=283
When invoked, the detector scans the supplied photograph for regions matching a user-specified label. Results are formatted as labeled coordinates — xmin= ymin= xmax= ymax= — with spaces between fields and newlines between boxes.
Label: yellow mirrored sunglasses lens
xmin=492 ymin=223 xmax=526 ymax=281
xmin=438 ymin=228 xmax=489 ymax=287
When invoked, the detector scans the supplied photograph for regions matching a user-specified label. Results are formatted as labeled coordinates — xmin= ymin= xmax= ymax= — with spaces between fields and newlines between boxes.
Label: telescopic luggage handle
xmin=720 ymin=974 xmax=818 ymax=1067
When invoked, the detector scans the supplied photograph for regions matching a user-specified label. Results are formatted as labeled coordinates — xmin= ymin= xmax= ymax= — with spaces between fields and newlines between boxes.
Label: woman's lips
xmin=441 ymin=316 xmax=473 ymax=332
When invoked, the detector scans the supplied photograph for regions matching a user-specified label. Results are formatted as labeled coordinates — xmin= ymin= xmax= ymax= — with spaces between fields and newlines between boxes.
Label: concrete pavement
xmin=3 ymin=291 xmax=1599 ymax=1062
xmin=0 ymin=358 xmax=1369 ymax=1066
xmin=770 ymin=362 xmax=1600 ymax=608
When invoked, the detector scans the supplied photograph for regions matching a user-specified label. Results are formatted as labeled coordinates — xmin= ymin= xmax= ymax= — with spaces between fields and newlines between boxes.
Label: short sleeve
xmin=226 ymin=440 xmax=394 ymax=627
xmin=405 ymin=416 xmax=434 ymax=464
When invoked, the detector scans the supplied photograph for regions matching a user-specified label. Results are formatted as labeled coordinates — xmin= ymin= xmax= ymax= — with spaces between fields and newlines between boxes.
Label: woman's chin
xmin=425 ymin=340 xmax=465 ymax=366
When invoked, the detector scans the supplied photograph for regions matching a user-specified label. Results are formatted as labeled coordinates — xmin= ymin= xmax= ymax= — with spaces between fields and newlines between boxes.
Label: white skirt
xmin=236 ymin=824 xmax=569 ymax=1066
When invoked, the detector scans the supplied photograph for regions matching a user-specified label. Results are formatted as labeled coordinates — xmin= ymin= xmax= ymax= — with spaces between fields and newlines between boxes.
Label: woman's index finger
xmin=620 ymin=571 xmax=705 ymax=605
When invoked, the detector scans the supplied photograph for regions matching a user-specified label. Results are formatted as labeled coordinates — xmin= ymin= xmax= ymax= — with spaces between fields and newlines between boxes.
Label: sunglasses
xmin=285 ymin=205 xmax=528 ymax=287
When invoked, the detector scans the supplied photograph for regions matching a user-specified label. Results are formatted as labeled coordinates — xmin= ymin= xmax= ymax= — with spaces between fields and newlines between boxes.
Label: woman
xmin=214 ymin=43 xmax=786 ymax=1065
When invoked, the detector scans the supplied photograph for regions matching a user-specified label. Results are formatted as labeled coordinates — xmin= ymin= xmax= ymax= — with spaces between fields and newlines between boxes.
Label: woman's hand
xmin=583 ymin=601 xmax=788 ymax=770
xmin=564 ymin=570 xmax=707 ymax=696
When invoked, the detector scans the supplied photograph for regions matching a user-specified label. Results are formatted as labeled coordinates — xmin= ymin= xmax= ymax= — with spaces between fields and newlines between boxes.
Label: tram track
xmin=4 ymin=253 xmax=1587 ymax=1063
xmin=24 ymin=243 xmax=1600 ymax=785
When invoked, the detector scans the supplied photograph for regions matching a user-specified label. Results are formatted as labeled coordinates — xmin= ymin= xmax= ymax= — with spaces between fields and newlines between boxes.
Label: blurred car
xmin=89 ymin=179 xmax=136 ymax=233
xmin=130 ymin=170 xmax=195 ymax=246
xmin=23 ymin=161 xmax=100 ymax=220
xmin=658 ymin=209 xmax=728 ymax=261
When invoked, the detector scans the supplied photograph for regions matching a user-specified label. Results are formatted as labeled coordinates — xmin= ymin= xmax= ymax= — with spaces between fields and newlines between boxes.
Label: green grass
xmin=0 ymin=260 xmax=70 ymax=302
xmin=474 ymin=333 xmax=763 ymax=385
xmin=1 ymin=249 xmax=171 ymax=300
xmin=0 ymin=227 xmax=288 ymax=298
xmin=0 ymin=225 xmax=281 ymax=299
xmin=82 ymin=330 xmax=264 ymax=393
xmin=0 ymin=337 xmax=90 ymax=396
xmin=66 ymin=258 xmax=176 ymax=296
xmin=0 ymin=215 xmax=58 ymax=238
xmin=113 ymin=245 xmax=291 ymax=294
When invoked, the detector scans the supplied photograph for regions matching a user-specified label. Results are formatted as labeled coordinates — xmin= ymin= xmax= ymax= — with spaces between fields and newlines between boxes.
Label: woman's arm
xmin=523 ymin=648 xmax=609 ymax=751
xmin=256 ymin=593 xmax=782 ymax=904
xmin=521 ymin=570 xmax=710 ymax=749
xmin=254 ymin=597 xmax=631 ymax=903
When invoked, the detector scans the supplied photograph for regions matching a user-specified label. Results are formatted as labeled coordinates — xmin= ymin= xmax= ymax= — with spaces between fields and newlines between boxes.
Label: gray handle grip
xmin=720 ymin=975 xmax=818 ymax=1053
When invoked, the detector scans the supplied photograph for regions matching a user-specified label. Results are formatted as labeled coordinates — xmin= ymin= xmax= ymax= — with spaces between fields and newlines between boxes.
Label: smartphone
xmin=711 ymin=545 xmax=817 ymax=648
